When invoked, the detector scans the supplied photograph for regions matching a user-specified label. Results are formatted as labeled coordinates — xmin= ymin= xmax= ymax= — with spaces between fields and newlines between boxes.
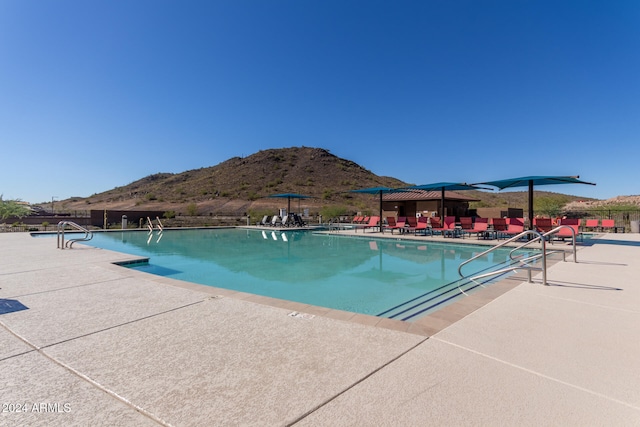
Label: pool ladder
xmin=57 ymin=221 xmax=93 ymax=249
xmin=147 ymin=216 xmax=164 ymax=232
xmin=458 ymin=225 xmax=579 ymax=289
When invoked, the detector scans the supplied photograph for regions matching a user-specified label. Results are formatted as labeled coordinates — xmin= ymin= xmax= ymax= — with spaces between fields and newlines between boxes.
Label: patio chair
xmin=463 ymin=217 xmax=488 ymax=239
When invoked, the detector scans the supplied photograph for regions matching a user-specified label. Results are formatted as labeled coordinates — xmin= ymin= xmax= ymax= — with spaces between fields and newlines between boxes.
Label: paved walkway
xmin=1 ymin=231 xmax=639 ymax=426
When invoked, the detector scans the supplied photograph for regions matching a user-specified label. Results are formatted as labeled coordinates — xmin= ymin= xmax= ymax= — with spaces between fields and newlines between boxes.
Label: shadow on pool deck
xmin=1 ymin=231 xmax=639 ymax=425
xmin=0 ymin=298 xmax=29 ymax=315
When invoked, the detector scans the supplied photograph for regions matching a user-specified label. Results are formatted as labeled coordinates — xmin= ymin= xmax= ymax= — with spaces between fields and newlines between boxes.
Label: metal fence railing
xmin=564 ymin=209 xmax=640 ymax=231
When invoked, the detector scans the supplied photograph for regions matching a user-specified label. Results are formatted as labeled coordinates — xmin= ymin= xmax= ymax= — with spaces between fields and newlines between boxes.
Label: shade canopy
xmin=267 ymin=193 xmax=311 ymax=213
xmin=405 ymin=182 xmax=484 ymax=192
xmin=349 ymin=186 xmax=402 ymax=195
xmin=475 ymin=176 xmax=596 ymax=190
xmin=403 ymin=182 xmax=488 ymax=219
xmin=350 ymin=187 xmax=407 ymax=232
xmin=474 ymin=175 xmax=596 ymax=228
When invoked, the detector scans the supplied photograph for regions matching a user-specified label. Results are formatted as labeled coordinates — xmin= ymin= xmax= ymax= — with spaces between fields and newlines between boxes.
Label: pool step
xmin=378 ymin=260 xmax=519 ymax=321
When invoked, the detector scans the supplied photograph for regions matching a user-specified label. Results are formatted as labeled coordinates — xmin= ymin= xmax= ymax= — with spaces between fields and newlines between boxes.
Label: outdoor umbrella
xmin=350 ymin=187 xmax=406 ymax=233
xmin=267 ymin=193 xmax=311 ymax=215
xmin=402 ymin=182 xmax=488 ymax=219
xmin=474 ymin=176 xmax=596 ymax=228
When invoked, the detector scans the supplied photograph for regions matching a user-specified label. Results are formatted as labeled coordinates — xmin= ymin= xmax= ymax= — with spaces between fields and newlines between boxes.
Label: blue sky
xmin=1 ymin=0 xmax=638 ymax=204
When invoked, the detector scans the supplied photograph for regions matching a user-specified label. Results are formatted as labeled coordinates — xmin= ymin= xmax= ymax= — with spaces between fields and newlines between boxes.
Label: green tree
xmin=535 ymin=195 xmax=570 ymax=218
xmin=320 ymin=205 xmax=347 ymax=221
xmin=0 ymin=195 xmax=31 ymax=220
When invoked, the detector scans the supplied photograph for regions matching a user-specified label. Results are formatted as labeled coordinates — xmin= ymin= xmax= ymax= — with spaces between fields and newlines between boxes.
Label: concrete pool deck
xmin=1 ymin=231 xmax=639 ymax=425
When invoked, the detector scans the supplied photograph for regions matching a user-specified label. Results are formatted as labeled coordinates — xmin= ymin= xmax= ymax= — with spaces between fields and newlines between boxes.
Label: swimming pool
xmin=57 ymin=229 xmax=526 ymax=320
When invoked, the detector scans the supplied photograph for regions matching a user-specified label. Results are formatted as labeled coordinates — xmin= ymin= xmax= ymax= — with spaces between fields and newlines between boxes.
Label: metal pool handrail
xmin=458 ymin=230 xmax=548 ymax=287
xmin=458 ymin=225 xmax=579 ymax=290
xmin=510 ymin=225 xmax=578 ymax=264
xmin=57 ymin=221 xmax=93 ymax=249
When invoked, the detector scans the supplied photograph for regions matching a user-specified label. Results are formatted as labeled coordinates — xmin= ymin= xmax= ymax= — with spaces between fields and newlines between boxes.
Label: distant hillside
xmin=59 ymin=147 xmax=409 ymax=215
xmin=465 ymin=189 xmax=595 ymax=210
xmin=564 ymin=195 xmax=640 ymax=209
xmin=56 ymin=146 xmax=600 ymax=216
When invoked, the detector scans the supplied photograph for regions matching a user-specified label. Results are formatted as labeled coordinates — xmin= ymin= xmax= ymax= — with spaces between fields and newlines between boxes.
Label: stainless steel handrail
xmin=458 ymin=230 xmax=547 ymax=288
xmin=457 ymin=225 xmax=580 ymax=291
xmin=57 ymin=221 xmax=93 ymax=249
xmin=511 ymin=225 xmax=578 ymax=263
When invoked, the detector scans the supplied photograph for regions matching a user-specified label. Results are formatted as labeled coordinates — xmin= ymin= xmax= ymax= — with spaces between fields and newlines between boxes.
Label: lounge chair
xmin=502 ymin=218 xmax=525 ymax=239
xmin=357 ymin=216 xmax=380 ymax=232
xmin=427 ymin=217 xmax=446 ymax=236
xmin=441 ymin=216 xmax=458 ymax=237
xmin=406 ymin=217 xmax=418 ymax=233
xmin=270 ymin=215 xmax=281 ymax=227
xmin=583 ymin=219 xmax=599 ymax=232
xmin=413 ymin=216 xmax=429 ymax=235
xmin=383 ymin=216 xmax=397 ymax=233
xmin=534 ymin=217 xmax=553 ymax=240
xmin=491 ymin=218 xmax=508 ymax=239
xmin=352 ymin=216 xmax=363 ymax=224
xmin=555 ymin=218 xmax=581 ymax=242
xmin=463 ymin=217 xmax=488 ymax=239
xmin=388 ymin=216 xmax=407 ymax=234
xmin=460 ymin=217 xmax=473 ymax=233
xmin=292 ymin=213 xmax=306 ymax=227
xmin=281 ymin=215 xmax=290 ymax=227
xmin=257 ymin=215 xmax=270 ymax=226
xmin=601 ymin=219 xmax=616 ymax=232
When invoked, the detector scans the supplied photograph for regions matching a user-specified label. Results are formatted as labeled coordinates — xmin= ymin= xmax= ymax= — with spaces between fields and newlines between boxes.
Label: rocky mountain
xmin=58 ymin=147 xmax=409 ymax=215
xmin=55 ymin=146 xmax=602 ymax=217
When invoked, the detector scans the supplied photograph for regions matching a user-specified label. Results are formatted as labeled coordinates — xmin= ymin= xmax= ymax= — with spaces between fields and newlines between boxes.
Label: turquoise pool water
xmin=58 ymin=228 xmax=524 ymax=320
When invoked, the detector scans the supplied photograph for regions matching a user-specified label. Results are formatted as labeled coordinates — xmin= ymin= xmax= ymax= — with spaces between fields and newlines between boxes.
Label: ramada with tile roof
xmin=382 ymin=189 xmax=479 ymax=219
